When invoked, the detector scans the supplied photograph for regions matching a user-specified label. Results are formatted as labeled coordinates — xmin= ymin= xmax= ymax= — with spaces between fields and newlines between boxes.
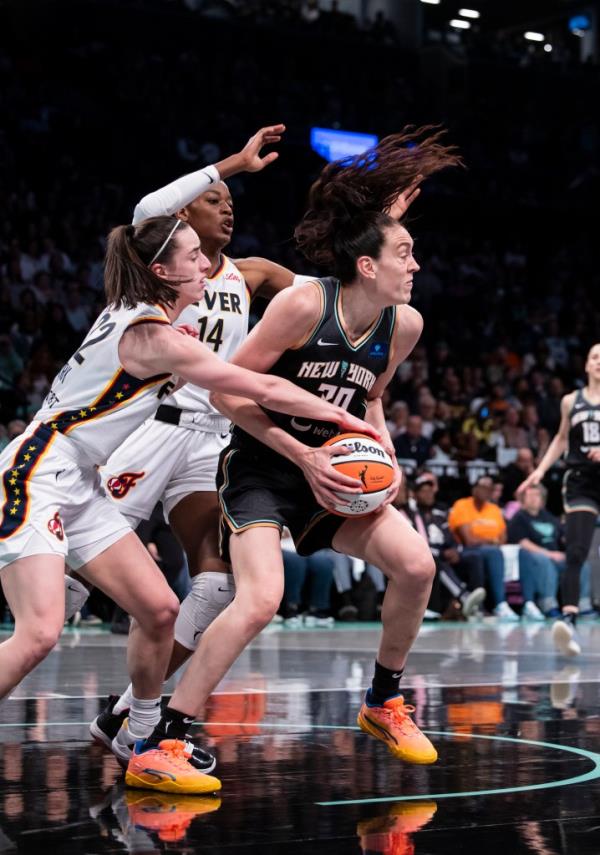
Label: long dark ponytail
xmin=104 ymin=216 xmax=189 ymax=309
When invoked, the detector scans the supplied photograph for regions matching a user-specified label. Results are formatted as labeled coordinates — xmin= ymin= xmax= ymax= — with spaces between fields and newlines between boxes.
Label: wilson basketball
xmin=322 ymin=432 xmax=395 ymax=517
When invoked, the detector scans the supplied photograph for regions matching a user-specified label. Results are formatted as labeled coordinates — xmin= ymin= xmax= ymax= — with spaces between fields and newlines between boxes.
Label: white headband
xmin=149 ymin=220 xmax=181 ymax=265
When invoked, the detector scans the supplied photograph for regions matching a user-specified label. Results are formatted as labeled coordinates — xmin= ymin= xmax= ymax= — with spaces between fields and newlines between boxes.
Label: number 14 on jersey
xmin=198 ymin=317 xmax=224 ymax=352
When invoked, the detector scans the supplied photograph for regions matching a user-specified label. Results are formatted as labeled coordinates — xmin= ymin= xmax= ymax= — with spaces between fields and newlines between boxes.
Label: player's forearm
xmin=132 ymin=165 xmax=221 ymax=223
xmin=255 ymin=374 xmax=348 ymax=424
xmin=210 ymin=392 xmax=308 ymax=465
xmin=535 ymin=435 xmax=567 ymax=475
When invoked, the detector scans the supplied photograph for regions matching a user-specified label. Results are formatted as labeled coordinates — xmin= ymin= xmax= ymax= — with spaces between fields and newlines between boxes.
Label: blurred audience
xmin=1 ymin=0 xmax=599 ymax=626
xmin=448 ymin=477 xmax=518 ymax=620
xmin=508 ymin=485 xmax=595 ymax=618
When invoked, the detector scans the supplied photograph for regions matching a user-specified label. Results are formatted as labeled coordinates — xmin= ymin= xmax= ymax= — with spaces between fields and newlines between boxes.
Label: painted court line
xmin=315 ymin=730 xmax=600 ymax=806
xmin=3 ymin=716 xmax=599 ymax=807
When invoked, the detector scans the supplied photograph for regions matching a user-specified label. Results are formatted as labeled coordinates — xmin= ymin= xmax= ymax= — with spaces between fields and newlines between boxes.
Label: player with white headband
xmin=77 ymin=125 xmax=331 ymax=765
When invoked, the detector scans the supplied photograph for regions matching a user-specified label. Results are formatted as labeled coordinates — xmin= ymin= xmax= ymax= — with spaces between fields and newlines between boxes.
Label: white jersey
xmin=34 ymin=303 xmax=173 ymax=464
xmin=167 ymin=255 xmax=250 ymax=420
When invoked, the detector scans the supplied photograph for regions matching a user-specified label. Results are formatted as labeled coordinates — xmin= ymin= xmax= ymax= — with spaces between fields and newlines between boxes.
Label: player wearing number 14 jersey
xmin=518 ymin=342 xmax=600 ymax=656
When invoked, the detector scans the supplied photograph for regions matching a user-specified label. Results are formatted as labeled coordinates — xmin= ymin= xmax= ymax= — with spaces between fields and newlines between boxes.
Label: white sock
xmin=113 ymin=684 xmax=134 ymax=715
xmin=127 ymin=694 xmax=162 ymax=739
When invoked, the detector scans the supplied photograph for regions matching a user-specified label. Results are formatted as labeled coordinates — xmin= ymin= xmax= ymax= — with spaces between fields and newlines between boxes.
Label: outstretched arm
xmin=516 ymin=393 xmax=574 ymax=496
xmin=119 ymin=317 xmax=376 ymax=436
xmin=132 ymin=124 xmax=285 ymax=223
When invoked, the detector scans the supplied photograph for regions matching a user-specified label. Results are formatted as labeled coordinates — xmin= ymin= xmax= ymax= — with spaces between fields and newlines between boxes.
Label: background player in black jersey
xmin=519 ymin=343 xmax=600 ymax=656
xmin=125 ymin=128 xmax=461 ymax=787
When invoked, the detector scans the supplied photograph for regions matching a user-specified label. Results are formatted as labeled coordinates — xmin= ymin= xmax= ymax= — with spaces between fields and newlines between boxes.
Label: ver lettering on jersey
xmin=201 ymin=291 xmax=242 ymax=315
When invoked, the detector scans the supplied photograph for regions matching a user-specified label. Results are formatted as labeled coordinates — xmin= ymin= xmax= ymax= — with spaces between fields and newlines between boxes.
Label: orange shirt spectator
xmin=449 ymin=477 xmax=507 ymax=546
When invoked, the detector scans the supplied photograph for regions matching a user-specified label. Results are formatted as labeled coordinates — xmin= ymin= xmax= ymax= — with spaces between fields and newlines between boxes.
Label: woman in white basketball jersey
xmin=86 ymin=126 xmax=334 ymax=762
xmin=0 ymin=213 xmax=372 ymax=792
xmin=97 ymin=126 xmax=312 ymax=667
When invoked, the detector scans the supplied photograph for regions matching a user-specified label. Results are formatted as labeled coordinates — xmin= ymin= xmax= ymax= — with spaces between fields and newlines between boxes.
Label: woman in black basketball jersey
xmin=519 ymin=343 xmax=600 ymax=656
xmin=131 ymin=128 xmax=461 ymax=776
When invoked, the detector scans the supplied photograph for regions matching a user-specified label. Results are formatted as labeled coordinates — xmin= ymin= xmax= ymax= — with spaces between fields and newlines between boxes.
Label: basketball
xmin=322 ymin=432 xmax=395 ymax=517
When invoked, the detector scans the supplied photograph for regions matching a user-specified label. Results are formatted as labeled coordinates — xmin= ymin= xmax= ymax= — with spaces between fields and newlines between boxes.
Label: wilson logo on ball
xmin=347 ymin=441 xmax=387 ymax=458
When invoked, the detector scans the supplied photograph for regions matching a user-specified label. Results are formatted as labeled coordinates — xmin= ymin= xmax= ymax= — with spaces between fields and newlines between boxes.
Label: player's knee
xmin=21 ymin=622 xmax=63 ymax=666
xmin=408 ymin=552 xmax=436 ymax=588
xmin=388 ymin=547 xmax=435 ymax=589
xmin=144 ymin=593 xmax=180 ymax=636
xmin=243 ymin=591 xmax=281 ymax=633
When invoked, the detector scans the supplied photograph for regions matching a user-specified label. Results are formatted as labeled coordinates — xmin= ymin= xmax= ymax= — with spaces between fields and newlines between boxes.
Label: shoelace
xmin=157 ymin=739 xmax=196 ymax=771
xmin=382 ymin=699 xmax=417 ymax=728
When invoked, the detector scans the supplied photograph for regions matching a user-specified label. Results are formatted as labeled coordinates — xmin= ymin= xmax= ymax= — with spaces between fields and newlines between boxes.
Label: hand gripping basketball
xmin=322 ymin=433 xmax=395 ymax=517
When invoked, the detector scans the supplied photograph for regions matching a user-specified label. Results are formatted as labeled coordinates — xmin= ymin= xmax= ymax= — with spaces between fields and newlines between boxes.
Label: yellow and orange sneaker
xmin=125 ymin=738 xmax=222 ymax=794
xmin=357 ymin=695 xmax=438 ymax=764
xmin=125 ymin=791 xmax=221 ymax=842
xmin=357 ymin=801 xmax=438 ymax=855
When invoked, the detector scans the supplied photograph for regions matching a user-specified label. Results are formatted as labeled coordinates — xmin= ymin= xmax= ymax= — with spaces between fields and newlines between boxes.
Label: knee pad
xmin=174 ymin=571 xmax=235 ymax=651
xmin=64 ymin=575 xmax=90 ymax=620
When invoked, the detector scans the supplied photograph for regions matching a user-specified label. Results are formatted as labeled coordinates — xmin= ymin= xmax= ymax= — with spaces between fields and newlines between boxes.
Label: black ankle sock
xmin=147 ymin=706 xmax=195 ymax=745
xmin=369 ymin=661 xmax=403 ymax=706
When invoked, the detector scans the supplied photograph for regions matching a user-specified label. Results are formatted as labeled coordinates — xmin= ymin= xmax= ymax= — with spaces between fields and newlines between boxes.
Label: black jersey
xmin=565 ymin=389 xmax=600 ymax=469
xmin=232 ymin=276 xmax=396 ymax=458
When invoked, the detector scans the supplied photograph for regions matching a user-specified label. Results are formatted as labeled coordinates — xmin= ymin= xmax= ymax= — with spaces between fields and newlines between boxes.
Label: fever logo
xmin=47 ymin=511 xmax=64 ymax=541
xmin=106 ymin=471 xmax=145 ymax=499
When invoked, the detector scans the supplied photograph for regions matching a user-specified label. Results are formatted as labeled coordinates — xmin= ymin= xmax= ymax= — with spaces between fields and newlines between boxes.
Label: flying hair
xmin=295 ymin=125 xmax=462 ymax=276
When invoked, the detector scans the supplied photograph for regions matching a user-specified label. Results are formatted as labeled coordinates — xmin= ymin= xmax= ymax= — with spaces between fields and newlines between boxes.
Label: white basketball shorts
xmin=101 ymin=415 xmax=230 ymax=525
xmin=0 ymin=422 xmax=131 ymax=571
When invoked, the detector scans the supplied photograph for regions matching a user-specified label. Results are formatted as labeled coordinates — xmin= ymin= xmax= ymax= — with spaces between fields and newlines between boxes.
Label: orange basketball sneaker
xmin=125 ymin=791 xmax=221 ymax=842
xmin=125 ymin=739 xmax=222 ymax=794
xmin=357 ymin=801 xmax=438 ymax=855
xmin=357 ymin=694 xmax=438 ymax=764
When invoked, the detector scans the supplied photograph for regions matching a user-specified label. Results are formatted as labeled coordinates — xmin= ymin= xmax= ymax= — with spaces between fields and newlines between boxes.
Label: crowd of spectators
xmin=1 ymin=0 xmax=598 ymax=623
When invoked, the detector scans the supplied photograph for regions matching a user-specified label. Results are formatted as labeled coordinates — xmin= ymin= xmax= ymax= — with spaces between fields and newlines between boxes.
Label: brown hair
xmin=104 ymin=216 xmax=190 ymax=309
xmin=295 ymin=125 xmax=462 ymax=281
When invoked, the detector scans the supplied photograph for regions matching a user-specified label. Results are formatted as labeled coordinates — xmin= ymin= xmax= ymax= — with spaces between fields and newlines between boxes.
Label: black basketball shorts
xmin=216 ymin=445 xmax=346 ymax=561
xmin=562 ymin=467 xmax=600 ymax=514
